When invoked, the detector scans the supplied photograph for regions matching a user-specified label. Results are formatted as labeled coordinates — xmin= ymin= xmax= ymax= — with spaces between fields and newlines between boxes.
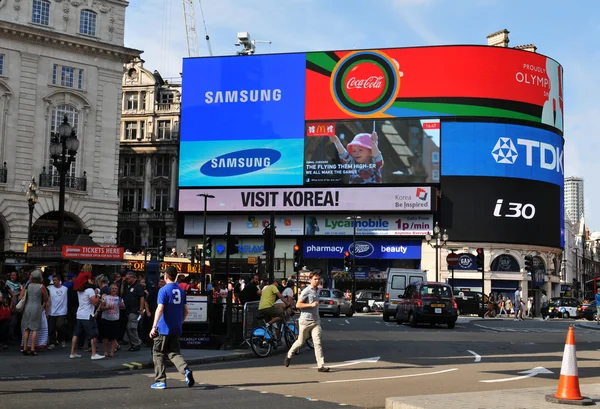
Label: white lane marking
xmin=480 ymin=367 xmax=553 ymax=383
xmin=312 ymin=356 xmax=380 ymax=369
xmin=321 ymin=368 xmax=458 ymax=384
xmin=467 ymin=350 xmax=481 ymax=362
xmin=374 ymin=321 xmax=381 ymax=324
xmin=284 ymin=395 xmax=293 ymax=398
xmin=345 ymin=320 xmax=350 ymax=324
xmin=260 ymin=391 xmax=269 ymax=394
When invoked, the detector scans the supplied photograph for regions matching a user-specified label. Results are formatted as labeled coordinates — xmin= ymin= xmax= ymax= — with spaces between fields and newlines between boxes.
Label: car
xmin=394 ymin=281 xmax=458 ymax=329
xmin=318 ymin=288 xmax=354 ymax=318
xmin=548 ymin=297 xmax=579 ymax=319
xmin=454 ymin=291 xmax=486 ymax=317
xmin=576 ymin=300 xmax=597 ymax=321
xmin=382 ymin=269 xmax=427 ymax=322
xmin=354 ymin=290 xmax=384 ymax=313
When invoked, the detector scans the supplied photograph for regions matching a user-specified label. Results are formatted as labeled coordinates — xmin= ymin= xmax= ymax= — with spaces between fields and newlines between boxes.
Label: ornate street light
xmin=50 ymin=114 xmax=80 ymax=238
xmin=425 ymin=222 xmax=449 ymax=282
xmin=26 ymin=176 xmax=38 ymax=244
xmin=346 ymin=215 xmax=361 ymax=307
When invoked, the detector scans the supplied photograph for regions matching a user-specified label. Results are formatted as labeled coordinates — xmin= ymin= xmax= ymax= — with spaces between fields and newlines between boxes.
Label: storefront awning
xmin=65 ymin=259 xmax=127 ymax=266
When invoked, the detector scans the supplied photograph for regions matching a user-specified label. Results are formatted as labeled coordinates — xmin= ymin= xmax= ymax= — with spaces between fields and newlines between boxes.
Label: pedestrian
xmin=20 ymin=269 xmax=48 ymax=356
xmin=513 ymin=286 xmax=524 ymax=321
xmin=595 ymin=288 xmax=600 ymax=325
xmin=122 ymin=271 xmax=145 ymax=351
xmin=47 ymin=274 xmax=68 ymax=349
xmin=505 ymin=298 xmax=513 ymax=317
xmin=541 ymin=292 xmax=549 ymax=321
xmin=284 ymin=269 xmax=330 ymax=373
xmin=69 ymin=271 xmax=104 ymax=360
xmin=498 ymin=297 xmax=508 ymax=317
xmin=149 ymin=266 xmax=195 ymax=390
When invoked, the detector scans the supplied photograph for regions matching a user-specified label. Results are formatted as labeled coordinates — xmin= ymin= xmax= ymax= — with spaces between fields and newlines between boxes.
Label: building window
xmin=124 ymin=121 xmax=138 ymax=140
xmin=121 ymin=155 xmax=143 ymax=177
xmin=151 ymin=227 xmax=167 ymax=247
xmin=140 ymin=121 xmax=146 ymax=139
xmin=32 ymin=0 xmax=51 ymax=26
xmin=0 ymin=54 xmax=4 ymax=75
xmin=79 ymin=10 xmax=97 ymax=36
xmin=125 ymin=92 xmax=138 ymax=110
xmin=52 ymin=64 xmax=84 ymax=89
xmin=160 ymin=93 xmax=174 ymax=104
xmin=50 ymin=105 xmax=79 ymax=178
xmin=153 ymin=188 xmax=169 ymax=212
xmin=140 ymin=92 xmax=146 ymax=110
xmin=154 ymin=155 xmax=170 ymax=177
xmin=120 ymin=188 xmax=143 ymax=212
xmin=157 ymin=120 xmax=171 ymax=140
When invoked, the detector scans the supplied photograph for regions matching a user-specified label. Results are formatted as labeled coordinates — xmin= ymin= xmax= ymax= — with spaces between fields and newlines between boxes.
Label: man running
xmin=149 ymin=266 xmax=195 ymax=389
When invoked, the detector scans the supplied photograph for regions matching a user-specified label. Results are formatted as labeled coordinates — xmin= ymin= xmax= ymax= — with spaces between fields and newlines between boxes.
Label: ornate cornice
xmin=0 ymin=20 xmax=142 ymax=63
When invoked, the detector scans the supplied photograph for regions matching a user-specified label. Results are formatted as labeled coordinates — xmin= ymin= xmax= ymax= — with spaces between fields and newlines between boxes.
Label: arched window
xmin=79 ymin=10 xmax=97 ymax=36
xmin=49 ymin=104 xmax=79 ymax=178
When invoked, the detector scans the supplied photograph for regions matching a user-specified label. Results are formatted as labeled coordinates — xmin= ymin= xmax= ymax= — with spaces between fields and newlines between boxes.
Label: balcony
xmin=118 ymin=210 xmax=175 ymax=222
xmin=157 ymin=103 xmax=180 ymax=112
xmin=0 ymin=162 xmax=6 ymax=184
xmin=39 ymin=170 xmax=87 ymax=192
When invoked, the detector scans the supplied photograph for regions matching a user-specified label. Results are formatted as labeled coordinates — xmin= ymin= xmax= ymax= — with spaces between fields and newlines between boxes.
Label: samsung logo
xmin=204 ymin=89 xmax=282 ymax=104
xmin=200 ymin=148 xmax=281 ymax=177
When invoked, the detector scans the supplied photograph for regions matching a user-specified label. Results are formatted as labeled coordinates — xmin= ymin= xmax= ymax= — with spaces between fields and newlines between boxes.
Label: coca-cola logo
xmin=331 ymin=51 xmax=401 ymax=116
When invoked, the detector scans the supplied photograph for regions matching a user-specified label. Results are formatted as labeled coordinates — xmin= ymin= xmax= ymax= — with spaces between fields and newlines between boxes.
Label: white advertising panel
xmin=179 ymin=187 xmax=432 ymax=212
xmin=184 ymin=215 xmax=304 ymax=236
xmin=305 ymin=214 xmax=433 ymax=236
xmin=185 ymin=296 xmax=208 ymax=323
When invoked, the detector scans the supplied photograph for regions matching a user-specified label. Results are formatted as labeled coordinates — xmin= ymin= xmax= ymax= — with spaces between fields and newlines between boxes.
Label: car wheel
xmin=362 ymin=306 xmax=370 ymax=313
xmin=447 ymin=321 xmax=456 ymax=329
xmin=409 ymin=312 xmax=417 ymax=328
xmin=563 ymin=311 xmax=570 ymax=319
xmin=382 ymin=313 xmax=390 ymax=322
xmin=346 ymin=307 xmax=354 ymax=317
xmin=334 ymin=307 xmax=341 ymax=318
xmin=396 ymin=310 xmax=402 ymax=325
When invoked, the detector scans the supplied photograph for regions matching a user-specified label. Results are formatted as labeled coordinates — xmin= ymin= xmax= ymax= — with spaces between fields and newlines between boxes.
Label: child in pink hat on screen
xmin=329 ymin=131 xmax=383 ymax=184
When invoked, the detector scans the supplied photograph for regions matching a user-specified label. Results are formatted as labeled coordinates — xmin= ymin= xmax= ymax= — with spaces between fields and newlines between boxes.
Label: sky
xmin=124 ymin=0 xmax=599 ymax=230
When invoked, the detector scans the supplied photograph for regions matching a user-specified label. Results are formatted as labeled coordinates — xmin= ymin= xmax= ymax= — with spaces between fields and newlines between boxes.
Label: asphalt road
xmin=2 ymin=315 xmax=599 ymax=409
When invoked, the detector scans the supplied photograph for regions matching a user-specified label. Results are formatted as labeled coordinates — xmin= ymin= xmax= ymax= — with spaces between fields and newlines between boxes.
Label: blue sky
xmin=124 ymin=0 xmax=599 ymax=230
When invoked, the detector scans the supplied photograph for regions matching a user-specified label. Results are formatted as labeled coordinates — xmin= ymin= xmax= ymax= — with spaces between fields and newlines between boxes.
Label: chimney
xmin=486 ymin=29 xmax=510 ymax=47
xmin=514 ymin=44 xmax=537 ymax=53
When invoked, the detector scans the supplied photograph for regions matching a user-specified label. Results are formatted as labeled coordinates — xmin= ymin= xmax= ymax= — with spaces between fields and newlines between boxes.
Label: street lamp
xmin=197 ymin=193 xmax=215 ymax=291
xmin=26 ymin=176 xmax=38 ymax=244
xmin=425 ymin=222 xmax=449 ymax=282
xmin=49 ymin=114 xmax=80 ymax=239
xmin=346 ymin=215 xmax=361 ymax=307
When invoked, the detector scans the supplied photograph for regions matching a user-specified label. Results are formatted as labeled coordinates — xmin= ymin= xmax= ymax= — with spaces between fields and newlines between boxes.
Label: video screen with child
xmin=304 ymin=118 xmax=440 ymax=186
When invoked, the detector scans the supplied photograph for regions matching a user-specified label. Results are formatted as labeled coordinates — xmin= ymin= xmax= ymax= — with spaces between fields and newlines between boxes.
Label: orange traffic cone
xmin=545 ymin=326 xmax=593 ymax=405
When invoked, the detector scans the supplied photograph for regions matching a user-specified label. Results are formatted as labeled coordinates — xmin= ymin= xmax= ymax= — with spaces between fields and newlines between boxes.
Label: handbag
xmin=15 ymin=287 xmax=27 ymax=313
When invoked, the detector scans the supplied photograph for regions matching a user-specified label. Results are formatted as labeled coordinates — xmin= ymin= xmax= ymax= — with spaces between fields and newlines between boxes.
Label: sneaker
xmin=151 ymin=382 xmax=167 ymax=389
xmin=69 ymin=354 xmax=82 ymax=359
xmin=185 ymin=369 xmax=195 ymax=387
xmin=91 ymin=353 xmax=105 ymax=360
xmin=128 ymin=346 xmax=141 ymax=352
xmin=514 ymin=319 xmax=519 ymax=321
xmin=284 ymin=356 xmax=291 ymax=367
xmin=47 ymin=344 xmax=55 ymax=350
xmin=317 ymin=366 xmax=330 ymax=373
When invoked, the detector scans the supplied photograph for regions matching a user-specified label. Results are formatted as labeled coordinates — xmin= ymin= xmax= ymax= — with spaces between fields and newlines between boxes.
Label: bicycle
xmin=250 ymin=313 xmax=297 ymax=358
xmin=286 ymin=310 xmax=314 ymax=352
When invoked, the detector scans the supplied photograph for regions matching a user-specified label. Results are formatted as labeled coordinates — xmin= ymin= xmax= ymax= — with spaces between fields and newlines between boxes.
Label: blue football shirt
xmin=157 ymin=283 xmax=186 ymax=335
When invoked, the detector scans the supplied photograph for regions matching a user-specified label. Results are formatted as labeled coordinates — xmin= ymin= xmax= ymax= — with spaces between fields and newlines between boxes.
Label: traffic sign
xmin=247 ymin=257 xmax=257 ymax=265
xmin=446 ymin=253 xmax=459 ymax=266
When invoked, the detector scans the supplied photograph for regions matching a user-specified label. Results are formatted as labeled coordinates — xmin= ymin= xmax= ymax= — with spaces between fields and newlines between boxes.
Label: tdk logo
xmin=349 ymin=241 xmax=374 ymax=258
xmin=491 ymin=137 xmax=563 ymax=174
xmin=200 ymin=149 xmax=281 ymax=177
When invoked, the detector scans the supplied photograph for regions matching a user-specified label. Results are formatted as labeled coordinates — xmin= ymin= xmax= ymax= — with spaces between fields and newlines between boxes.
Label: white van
xmin=383 ymin=269 xmax=427 ymax=321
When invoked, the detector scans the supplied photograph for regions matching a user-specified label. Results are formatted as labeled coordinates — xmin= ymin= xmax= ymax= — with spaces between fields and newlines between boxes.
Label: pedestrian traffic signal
xmin=475 ymin=248 xmax=484 ymax=272
xmin=227 ymin=235 xmax=240 ymax=255
xmin=524 ymin=255 xmax=533 ymax=272
xmin=293 ymin=244 xmax=301 ymax=269
xmin=158 ymin=239 xmax=166 ymax=261
xmin=205 ymin=237 xmax=212 ymax=258
xmin=344 ymin=251 xmax=353 ymax=269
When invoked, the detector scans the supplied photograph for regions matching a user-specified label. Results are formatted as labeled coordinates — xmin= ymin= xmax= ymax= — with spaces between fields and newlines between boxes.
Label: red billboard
xmin=62 ymin=246 xmax=124 ymax=260
xmin=305 ymin=46 xmax=563 ymax=133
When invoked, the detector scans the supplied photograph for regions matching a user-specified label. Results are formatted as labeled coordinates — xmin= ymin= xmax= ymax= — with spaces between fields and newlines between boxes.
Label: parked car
xmin=576 ymin=300 xmax=597 ymax=321
xmin=318 ymin=289 xmax=354 ymax=318
xmin=382 ymin=269 xmax=427 ymax=322
xmin=354 ymin=290 xmax=384 ymax=313
xmin=394 ymin=281 xmax=458 ymax=329
xmin=548 ymin=297 xmax=579 ymax=319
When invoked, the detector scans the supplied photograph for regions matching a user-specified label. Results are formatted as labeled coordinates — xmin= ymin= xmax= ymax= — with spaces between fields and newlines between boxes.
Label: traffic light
xmin=195 ymin=245 xmax=203 ymax=261
xmin=475 ymin=248 xmax=484 ymax=272
xmin=524 ymin=255 xmax=533 ymax=273
xmin=158 ymin=239 xmax=166 ymax=261
xmin=263 ymin=227 xmax=276 ymax=251
xmin=205 ymin=237 xmax=212 ymax=258
xmin=344 ymin=251 xmax=353 ymax=269
xmin=293 ymin=244 xmax=301 ymax=269
xmin=227 ymin=235 xmax=240 ymax=255
xmin=188 ymin=247 xmax=195 ymax=265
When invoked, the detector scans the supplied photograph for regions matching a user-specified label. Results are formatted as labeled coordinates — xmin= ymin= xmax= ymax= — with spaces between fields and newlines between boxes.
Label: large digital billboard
xmin=441 ymin=121 xmax=564 ymax=186
xmin=439 ymin=176 xmax=561 ymax=248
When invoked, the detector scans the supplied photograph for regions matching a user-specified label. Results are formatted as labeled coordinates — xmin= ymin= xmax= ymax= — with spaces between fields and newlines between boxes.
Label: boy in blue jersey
xmin=149 ymin=266 xmax=195 ymax=389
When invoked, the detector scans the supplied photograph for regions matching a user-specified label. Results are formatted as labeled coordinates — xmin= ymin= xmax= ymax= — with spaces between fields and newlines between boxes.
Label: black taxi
xmin=394 ymin=281 xmax=458 ymax=329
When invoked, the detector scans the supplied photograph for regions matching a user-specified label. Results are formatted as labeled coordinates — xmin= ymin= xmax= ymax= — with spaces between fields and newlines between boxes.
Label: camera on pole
xmin=475 ymin=248 xmax=484 ymax=272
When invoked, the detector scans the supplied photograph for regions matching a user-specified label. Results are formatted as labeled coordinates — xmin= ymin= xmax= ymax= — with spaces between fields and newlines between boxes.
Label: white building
xmin=0 ymin=0 xmax=141 ymax=251
xmin=565 ymin=176 xmax=584 ymax=223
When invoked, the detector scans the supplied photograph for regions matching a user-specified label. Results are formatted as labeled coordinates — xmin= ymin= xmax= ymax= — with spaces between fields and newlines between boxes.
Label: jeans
xmin=152 ymin=334 xmax=188 ymax=383
xmin=48 ymin=315 xmax=67 ymax=345
xmin=287 ymin=319 xmax=325 ymax=368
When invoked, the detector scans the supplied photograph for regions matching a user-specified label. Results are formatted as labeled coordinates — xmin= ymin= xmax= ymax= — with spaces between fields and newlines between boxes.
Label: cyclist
xmin=258 ymin=278 xmax=291 ymax=340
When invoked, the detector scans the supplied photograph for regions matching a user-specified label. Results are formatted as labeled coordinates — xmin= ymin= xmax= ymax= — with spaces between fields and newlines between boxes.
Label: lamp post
xmin=425 ymin=222 xmax=449 ymax=282
xmin=197 ymin=193 xmax=215 ymax=291
xmin=49 ymin=114 xmax=80 ymax=239
xmin=346 ymin=215 xmax=361 ymax=307
xmin=26 ymin=176 xmax=38 ymax=244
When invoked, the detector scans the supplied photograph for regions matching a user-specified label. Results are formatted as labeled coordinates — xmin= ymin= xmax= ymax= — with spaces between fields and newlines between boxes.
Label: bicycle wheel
xmin=306 ymin=336 xmax=314 ymax=349
xmin=250 ymin=327 xmax=273 ymax=358
xmin=284 ymin=326 xmax=297 ymax=349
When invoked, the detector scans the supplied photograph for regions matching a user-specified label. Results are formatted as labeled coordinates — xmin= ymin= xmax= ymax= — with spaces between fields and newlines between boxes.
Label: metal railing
xmin=0 ymin=162 xmax=6 ymax=184
xmin=38 ymin=171 xmax=87 ymax=192
xmin=118 ymin=210 xmax=174 ymax=222
xmin=157 ymin=103 xmax=180 ymax=111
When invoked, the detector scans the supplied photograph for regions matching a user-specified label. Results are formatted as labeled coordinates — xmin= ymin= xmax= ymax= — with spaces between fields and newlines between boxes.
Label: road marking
xmin=345 ymin=320 xmax=350 ymax=324
xmin=0 ymin=375 xmax=45 ymax=380
xmin=480 ymin=366 xmax=553 ymax=383
xmin=374 ymin=321 xmax=381 ymax=324
xmin=467 ymin=350 xmax=481 ymax=362
xmin=312 ymin=356 xmax=380 ymax=369
xmin=321 ymin=368 xmax=458 ymax=384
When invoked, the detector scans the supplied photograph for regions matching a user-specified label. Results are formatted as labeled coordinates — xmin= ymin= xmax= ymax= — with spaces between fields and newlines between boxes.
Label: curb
xmin=116 ymin=351 xmax=255 ymax=372
xmin=574 ymin=323 xmax=600 ymax=331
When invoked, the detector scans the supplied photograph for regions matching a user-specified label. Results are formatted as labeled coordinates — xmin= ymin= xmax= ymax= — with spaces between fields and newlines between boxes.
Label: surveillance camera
xmin=237 ymin=31 xmax=250 ymax=42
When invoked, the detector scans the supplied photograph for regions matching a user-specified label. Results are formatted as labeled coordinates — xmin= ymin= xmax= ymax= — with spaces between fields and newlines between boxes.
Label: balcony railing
xmin=157 ymin=103 xmax=180 ymax=112
xmin=0 ymin=162 xmax=6 ymax=184
xmin=39 ymin=170 xmax=87 ymax=192
xmin=118 ymin=210 xmax=174 ymax=222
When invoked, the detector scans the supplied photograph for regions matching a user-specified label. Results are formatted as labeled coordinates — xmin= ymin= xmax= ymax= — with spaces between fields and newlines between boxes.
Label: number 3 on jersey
xmin=172 ymin=288 xmax=182 ymax=304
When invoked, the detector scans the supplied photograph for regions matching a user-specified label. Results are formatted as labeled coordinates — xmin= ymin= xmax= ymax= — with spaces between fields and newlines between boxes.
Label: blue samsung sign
xmin=304 ymin=239 xmax=421 ymax=259
xmin=200 ymin=148 xmax=282 ymax=177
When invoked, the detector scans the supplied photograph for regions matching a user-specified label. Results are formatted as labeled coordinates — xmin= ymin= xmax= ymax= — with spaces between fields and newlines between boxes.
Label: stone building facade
xmin=0 ymin=0 xmax=141 ymax=251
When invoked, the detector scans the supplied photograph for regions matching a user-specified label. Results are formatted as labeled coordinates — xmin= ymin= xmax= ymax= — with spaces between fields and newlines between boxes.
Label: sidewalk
xmin=0 ymin=343 xmax=254 ymax=379
xmin=386 ymin=384 xmax=600 ymax=409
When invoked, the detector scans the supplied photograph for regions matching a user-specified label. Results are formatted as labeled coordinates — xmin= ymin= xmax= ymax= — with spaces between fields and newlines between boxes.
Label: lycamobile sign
xmin=304 ymin=214 xmax=433 ymax=236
